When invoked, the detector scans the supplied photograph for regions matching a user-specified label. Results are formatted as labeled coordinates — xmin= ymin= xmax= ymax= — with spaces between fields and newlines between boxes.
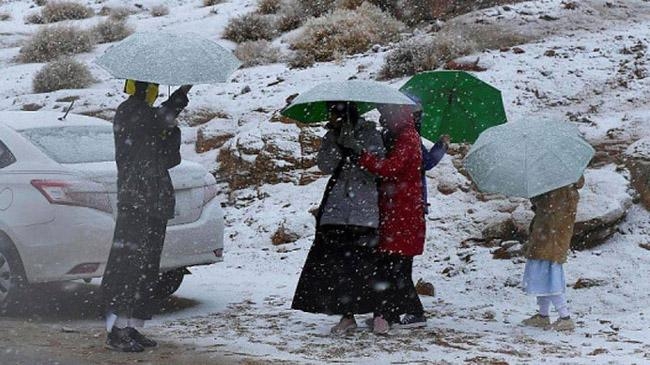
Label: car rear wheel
xmin=153 ymin=268 xmax=185 ymax=300
xmin=0 ymin=243 xmax=26 ymax=313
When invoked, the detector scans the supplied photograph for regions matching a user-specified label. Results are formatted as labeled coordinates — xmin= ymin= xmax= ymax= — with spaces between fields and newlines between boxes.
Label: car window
xmin=0 ymin=140 xmax=16 ymax=168
xmin=19 ymin=126 xmax=115 ymax=164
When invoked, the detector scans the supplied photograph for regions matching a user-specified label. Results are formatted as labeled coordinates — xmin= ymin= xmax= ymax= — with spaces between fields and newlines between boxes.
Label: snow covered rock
xmin=573 ymin=168 xmax=633 ymax=249
xmin=480 ymin=168 xmax=632 ymax=249
xmin=195 ymin=118 xmax=236 ymax=153
xmin=624 ymin=138 xmax=650 ymax=210
xmin=217 ymin=117 xmax=322 ymax=190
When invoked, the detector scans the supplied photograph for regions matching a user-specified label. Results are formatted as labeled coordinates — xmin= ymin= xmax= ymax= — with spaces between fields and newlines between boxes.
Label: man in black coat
xmin=101 ymin=80 xmax=191 ymax=352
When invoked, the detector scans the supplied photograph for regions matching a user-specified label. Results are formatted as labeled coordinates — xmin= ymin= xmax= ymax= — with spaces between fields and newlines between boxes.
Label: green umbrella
xmin=400 ymin=71 xmax=507 ymax=143
xmin=281 ymin=80 xmax=416 ymax=123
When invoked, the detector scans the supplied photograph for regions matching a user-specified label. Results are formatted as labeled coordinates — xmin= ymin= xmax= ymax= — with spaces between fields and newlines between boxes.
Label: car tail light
xmin=31 ymin=179 xmax=113 ymax=213
xmin=213 ymin=248 xmax=223 ymax=258
xmin=202 ymin=173 xmax=219 ymax=206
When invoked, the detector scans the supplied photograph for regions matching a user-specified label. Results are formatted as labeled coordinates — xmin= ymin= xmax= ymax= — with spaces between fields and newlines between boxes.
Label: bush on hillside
xmin=18 ymin=25 xmax=95 ymax=63
xmin=92 ymin=18 xmax=133 ymax=43
xmin=25 ymin=12 xmax=45 ymax=24
xmin=258 ymin=0 xmax=282 ymax=14
xmin=275 ymin=0 xmax=307 ymax=32
xmin=32 ymin=57 xmax=94 ymax=93
xmin=107 ymin=6 xmax=134 ymax=21
xmin=223 ymin=12 xmax=276 ymax=43
xmin=378 ymin=22 xmax=529 ymax=79
xmin=299 ymin=0 xmax=335 ymax=17
xmin=41 ymin=1 xmax=94 ymax=23
xmin=290 ymin=2 xmax=404 ymax=62
xmin=378 ymin=34 xmax=475 ymax=79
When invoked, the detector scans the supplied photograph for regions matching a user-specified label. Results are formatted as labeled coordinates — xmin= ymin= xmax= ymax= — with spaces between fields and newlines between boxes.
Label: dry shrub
xmin=0 ymin=13 xmax=11 ymax=21
xmin=396 ymin=0 xmax=435 ymax=25
xmin=235 ymin=40 xmax=282 ymax=67
xmin=275 ymin=0 xmax=307 ymax=32
xmin=379 ymin=22 xmax=529 ymax=79
xmin=25 ymin=12 xmax=45 ymax=24
xmin=32 ymin=57 xmax=94 ymax=93
xmin=378 ymin=35 xmax=460 ymax=79
xmin=336 ymin=0 xmax=397 ymax=11
xmin=41 ymin=1 xmax=94 ymax=23
xmin=258 ymin=0 xmax=281 ymax=14
xmin=150 ymin=4 xmax=169 ymax=17
xmin=92 ymin=18 xmax=133 ymax=43
xmin=223 ymin=12 xmax=276 ymax=43
xmin=19 ymin=25 xmax=94 ymax=63
xmin=299 ymin=0 xmax=335 ymax=17
xmin=107 ymin=6 xmax=134 ymax=21
xmin=203 ymin=0 xmax=223 ymax=5
xmin=290 ymin=2 xmax=404 ymax=62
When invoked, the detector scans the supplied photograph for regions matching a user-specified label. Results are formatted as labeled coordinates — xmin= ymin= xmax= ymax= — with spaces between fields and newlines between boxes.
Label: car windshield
xmin=19 ymin=125 xmax=115 ymax=164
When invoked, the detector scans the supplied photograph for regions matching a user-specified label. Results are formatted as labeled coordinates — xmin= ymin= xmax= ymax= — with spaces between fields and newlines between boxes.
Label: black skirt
xmin=291 ymin=225 xmax=379 ymax=316
xmin=374 ymin=253 xmax=424 ymax=323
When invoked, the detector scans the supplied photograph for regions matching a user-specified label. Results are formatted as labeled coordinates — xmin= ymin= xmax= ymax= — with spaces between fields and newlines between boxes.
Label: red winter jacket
xmin=359 ymin=126 xmax=426 ymax=257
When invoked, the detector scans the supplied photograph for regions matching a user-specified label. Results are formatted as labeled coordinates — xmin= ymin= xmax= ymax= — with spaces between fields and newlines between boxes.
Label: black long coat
xmin=113 ymin=89 xmax=188 ymax=218
xmin=102 ymin=88 xmax=188 ymax=320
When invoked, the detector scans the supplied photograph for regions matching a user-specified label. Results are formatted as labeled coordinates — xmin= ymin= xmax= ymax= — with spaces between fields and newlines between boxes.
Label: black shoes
xmin=105 ymin=327 xmax=157 ymax=352
xmin=125 ymin=326 xmax=158 ymax=348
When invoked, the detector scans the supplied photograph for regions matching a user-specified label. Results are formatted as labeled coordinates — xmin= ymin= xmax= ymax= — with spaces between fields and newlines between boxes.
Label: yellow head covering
xmin=124 ymin=79 xmax=159 ymax=106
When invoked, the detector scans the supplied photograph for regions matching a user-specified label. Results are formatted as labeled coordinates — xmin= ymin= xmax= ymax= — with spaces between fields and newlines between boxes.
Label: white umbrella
xmin=95 ymin=32 xmax=241 ymax=85
xmin=464 ymin=119 xmax=595 ymax=198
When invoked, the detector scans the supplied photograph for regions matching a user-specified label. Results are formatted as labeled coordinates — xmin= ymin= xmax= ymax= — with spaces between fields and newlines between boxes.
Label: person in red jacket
xmin=340 ymin=104 xmax=426 ymax=334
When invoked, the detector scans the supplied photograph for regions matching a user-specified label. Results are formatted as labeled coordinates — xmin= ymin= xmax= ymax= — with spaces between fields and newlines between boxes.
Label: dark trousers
xmin=101 ymin=208 xmax=167 ymax=320
xmin=374 ymin=254 xmax=424 ymax=323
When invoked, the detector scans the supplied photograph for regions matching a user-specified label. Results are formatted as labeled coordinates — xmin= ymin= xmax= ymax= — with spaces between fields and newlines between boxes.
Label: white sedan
xmin=0 ymin=111 xmax=224 ymax=308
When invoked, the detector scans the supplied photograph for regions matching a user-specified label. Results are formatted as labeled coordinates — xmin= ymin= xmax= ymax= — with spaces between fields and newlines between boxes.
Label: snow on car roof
xmin=0 ymin=111 xmax=111 ymax=131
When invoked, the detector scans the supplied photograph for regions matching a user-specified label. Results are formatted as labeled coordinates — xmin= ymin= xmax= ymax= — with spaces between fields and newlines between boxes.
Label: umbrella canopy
xmin=464 ymin=119 xmax=595 ymax=199
xmin=281 ymin=80 xmax=416 ymax=123
xmin=400 ymin=71 xmax=507 ymax=143
xmin=95 ymin=32 xmax=241 ymax=85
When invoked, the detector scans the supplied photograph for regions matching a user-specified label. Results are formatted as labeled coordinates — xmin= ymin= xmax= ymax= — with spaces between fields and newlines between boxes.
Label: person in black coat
xmin=101 ymin=80 xmax=191 ymax=352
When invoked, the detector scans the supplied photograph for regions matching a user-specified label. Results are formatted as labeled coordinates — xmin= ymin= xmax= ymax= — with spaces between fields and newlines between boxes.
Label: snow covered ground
xmin=1 ymin=0 xmax=650 ymax=363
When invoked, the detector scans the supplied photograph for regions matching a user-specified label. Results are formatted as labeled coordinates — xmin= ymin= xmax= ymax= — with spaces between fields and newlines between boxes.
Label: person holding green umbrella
xmin=340 ymin=102 xmax=427 ymax=334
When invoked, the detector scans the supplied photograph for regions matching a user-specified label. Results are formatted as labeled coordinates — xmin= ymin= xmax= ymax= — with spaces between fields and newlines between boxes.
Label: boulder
xmin=572 ymin=168 xmax=633 ymax=249
xmin=195 ymin=118 xmax=237 ymax=153
xmin=217 ymin=118 xmax=323 ymax=190
xmin=415 ymin=279 xmax=435 ymax=297
xmin=271 ymin=224 xmax=301 ymax=245
xmin=479 ymin=168 xmax=632 ymax=250
xmin=624 ymin=138 xmax=650 ymax=210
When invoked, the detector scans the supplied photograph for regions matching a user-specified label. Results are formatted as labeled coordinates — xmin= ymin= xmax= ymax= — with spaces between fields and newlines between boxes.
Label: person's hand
xmin=439 ymin=134 xmax=451 ymax=148
xmin=179 ymin=85 xmax=193 ymax=95
xmin=336 ymin=121 xmax=354 ymax=145
xmin=337 ymin=126 xmax=363 ymax=154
